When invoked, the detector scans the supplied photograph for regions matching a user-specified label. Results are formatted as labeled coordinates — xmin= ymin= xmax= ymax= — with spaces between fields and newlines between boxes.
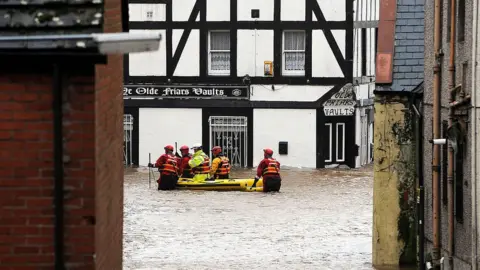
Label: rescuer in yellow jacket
xmin=188 ymin=143 xmax=210 ymax=181
xmin=209 ymin=146 xmax=231 ymax=179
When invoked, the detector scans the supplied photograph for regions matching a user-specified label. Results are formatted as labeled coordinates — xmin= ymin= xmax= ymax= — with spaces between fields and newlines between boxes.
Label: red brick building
xmin=0 ymin=0 xmax=127 ymax=268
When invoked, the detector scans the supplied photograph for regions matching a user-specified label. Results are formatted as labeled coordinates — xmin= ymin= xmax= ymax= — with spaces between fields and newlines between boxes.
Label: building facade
xmin=123 ymin=0 xmax=377 ymax=168
xmin=352 ymin=0 xmax=379 ymax=167
xmin=423 ymin=0 xmax=476 ymax=268
xmin=0 ymin=0 xmax=126 ymax=267
xmin=372 ymin=0 xmax=424 ymax=267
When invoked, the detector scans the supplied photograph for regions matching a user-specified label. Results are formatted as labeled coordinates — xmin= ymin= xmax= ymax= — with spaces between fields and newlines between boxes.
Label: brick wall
xmin=94 ymin=0 xmax=124 ymax=267
xmin=0 ymin=0 xmax=124 ymax=267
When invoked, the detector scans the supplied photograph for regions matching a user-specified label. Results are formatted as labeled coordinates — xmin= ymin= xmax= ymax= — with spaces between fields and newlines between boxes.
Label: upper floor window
xmin=209 ymin=31 xmax=230 ymax=75
xmin=283 ymin=30 xmax=305 ymax=76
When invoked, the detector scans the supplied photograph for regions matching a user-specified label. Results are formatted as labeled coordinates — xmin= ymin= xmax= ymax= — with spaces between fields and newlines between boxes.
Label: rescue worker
xmin=253 ymin=148 xmax=281 ymax=192
xmin=188 ymin=143 xmax=210 ymax=181
xmin=148 ymin=144 xmax=179 ymax=190
xmin=178 ymin=145 xmax=194 ymax=178
xmin=209 ymin=146 xmax=231 ymax=179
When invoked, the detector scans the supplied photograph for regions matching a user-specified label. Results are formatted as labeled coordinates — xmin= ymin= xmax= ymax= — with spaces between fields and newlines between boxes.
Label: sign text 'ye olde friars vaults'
xmin=322 ymin=83 xmax=356 ymax=116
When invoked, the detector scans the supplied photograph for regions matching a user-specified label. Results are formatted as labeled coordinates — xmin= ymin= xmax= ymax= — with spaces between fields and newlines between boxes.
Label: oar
xmin=250 ymin=177 xmax=260 ymax=190
xmin=148 ymin=153 xmax=151 ymax=189
xmin=174 ymin=142 xmax=181 ymax=158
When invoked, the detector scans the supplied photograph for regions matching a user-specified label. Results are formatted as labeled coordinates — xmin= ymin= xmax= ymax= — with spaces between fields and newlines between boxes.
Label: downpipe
xmin=447 ymin=0 xmax=457 ymax=267
xmin=432 ymin=0 xmax=443 ymax=266
xmin=53 ymin=63 xmax=66 ymax=270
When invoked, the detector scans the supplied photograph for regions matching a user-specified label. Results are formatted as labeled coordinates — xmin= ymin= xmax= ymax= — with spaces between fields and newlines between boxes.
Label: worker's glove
xmin=147 ymin=163 xmax=154 ymax=168
xmin=254 ymin=176 xmax=260 ymax=181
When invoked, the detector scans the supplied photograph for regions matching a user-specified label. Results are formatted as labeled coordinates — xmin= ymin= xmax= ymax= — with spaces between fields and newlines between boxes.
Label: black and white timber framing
xmin=123 ymin=0 xmax=356 ymax=168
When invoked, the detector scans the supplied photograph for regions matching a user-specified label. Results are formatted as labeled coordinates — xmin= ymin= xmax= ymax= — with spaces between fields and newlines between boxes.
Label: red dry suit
xmin=155 ymin=153 xmax=179 ymax=177
xmin=256 ymin=158 xmax=282 ymax=192
xmin=256 ymin=158 xmax=281 ymax=178
xmin=179 ymin=153 xmax=194 ymax=178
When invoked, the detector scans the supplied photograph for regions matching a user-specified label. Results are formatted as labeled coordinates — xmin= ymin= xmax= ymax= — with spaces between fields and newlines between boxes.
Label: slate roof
xmin=377 ymin=0 xmax=424 ymax=92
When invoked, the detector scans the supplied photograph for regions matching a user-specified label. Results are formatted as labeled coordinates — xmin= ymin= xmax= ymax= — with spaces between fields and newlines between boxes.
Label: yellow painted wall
xmin=372 ymin=94 xmax=416 ymax=266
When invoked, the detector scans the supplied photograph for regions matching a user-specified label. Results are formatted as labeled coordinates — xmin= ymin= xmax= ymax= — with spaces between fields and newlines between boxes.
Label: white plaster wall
xmin=207 ymin=0 xmax=230 ymax=21
xmin=129 ymin=4 xmax=166 ymax=21
xmin=356 ymin=84 xmax=370 ymax=99
xmin=281 ymin=0 xmax=305 ymax=21
xmin=250 ymin=85 xmax=331 ymax=101
xmin=355 ymin=28 xmax=362 ymax=77
xmin=253 ymin=109 xmax=317 ymax=168
xmin=238 ymin=0 xmax=274 ymax=21
xmin=237 ymin=30 xmax=274 ymax=77
xmin=353 ymin=29 xmax=358 ymax=77
xmin=368 ymin=28 xmax=376 ymax=76
xmin=173 ymin=30 xmax=199 ymax=76
xmin=312 ymin=30 xmax=345 ymax=77
xmin=128 ymin=30 xmax=166 ymax=76
xmin=138 ymin=108 xmax=202 ymax=165
xmin=315 ymin=0 xmax=346 ymax=21
xmin=371 ymin=28 xmax=376 ymax=77
xmin=172 ymin=0 xmax=200 ymax=21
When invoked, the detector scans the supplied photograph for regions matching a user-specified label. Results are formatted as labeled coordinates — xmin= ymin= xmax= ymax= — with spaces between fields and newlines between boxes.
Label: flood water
xmin=123 ymin=165 xmax=376 ymax=270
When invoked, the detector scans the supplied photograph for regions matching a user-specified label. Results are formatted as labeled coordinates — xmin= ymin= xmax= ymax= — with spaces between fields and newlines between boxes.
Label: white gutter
xmin=471 ymin=0 xmax=479 ymax=267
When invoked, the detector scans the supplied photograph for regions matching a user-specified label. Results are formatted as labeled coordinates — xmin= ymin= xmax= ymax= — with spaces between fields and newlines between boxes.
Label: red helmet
xmin=180 ymin=145 xmax=189 ymax=151
xmin=164 ymin=145 xmax=174 ymax=151
xmin=211 ymin=146 xmax=222 ymax=155
xmin=263 ymin=148 xmax=274 ymax=156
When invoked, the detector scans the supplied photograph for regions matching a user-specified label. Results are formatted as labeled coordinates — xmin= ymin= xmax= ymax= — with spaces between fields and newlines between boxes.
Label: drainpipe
xmin=447 ymin=0 xmax=457 ymax=268
xmin=53 ymin=63 xmax=66 ymax=270
xmin=432 ymin=0 xmax=443 ymax=266
xmin=471 ymin=0 xmax=479 ymax=266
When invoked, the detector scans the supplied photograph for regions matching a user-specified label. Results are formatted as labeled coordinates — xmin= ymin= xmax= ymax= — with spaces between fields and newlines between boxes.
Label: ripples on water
xmin=123 ymin=166 xmax=374 ymax=270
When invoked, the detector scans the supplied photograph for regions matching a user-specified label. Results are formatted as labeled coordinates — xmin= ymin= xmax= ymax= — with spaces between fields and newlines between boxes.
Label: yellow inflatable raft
xmin=176 ymin=177 xmax=263 ymax=192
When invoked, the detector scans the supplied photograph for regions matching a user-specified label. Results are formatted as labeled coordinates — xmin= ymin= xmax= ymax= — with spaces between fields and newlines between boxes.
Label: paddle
xmin=250 ymin=177 xmax=261 ymax=190
xmin=174 ymin=142 xmax=181 ymax=158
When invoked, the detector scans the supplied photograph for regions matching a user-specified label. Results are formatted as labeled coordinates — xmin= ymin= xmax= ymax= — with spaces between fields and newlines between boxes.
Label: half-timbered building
xmin=123 ymin=0 xmax=376 ymax=169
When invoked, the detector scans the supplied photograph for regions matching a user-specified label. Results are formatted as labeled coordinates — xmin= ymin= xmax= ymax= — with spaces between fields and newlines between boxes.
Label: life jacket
xmin=262 ymin=158 xmax=280 ymax=176
xmin=192 ymin=154 xmax=210 ymax=174
xmin=214 ymin=156 xmax=231 ymax=176
xmin=160 ymin=154 xmax=178 ymax=174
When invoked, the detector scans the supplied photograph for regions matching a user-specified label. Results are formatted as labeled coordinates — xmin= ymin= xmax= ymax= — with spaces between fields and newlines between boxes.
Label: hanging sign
xmin=323 ymin=83 xmax=356 ymax=116
xmin=123 ymin=85 xmax=249 ymax=99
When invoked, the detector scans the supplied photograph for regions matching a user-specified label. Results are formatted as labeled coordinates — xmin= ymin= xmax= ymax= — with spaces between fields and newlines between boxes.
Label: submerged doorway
xmin=208 ymin=116 xmax=248 ymax=168
xmin=202 ymin=108 xmax=253 ymax=167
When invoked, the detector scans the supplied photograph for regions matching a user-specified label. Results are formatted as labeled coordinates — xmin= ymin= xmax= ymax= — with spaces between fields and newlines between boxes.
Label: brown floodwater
xmin=123 ymin=165 xmax=381 ymax=269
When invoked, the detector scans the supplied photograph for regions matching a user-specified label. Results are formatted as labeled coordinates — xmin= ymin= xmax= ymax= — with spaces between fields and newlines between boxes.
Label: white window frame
xmin=208 ymin=30 xmax=231 ymax=76
xmin=336 ymin=123 xmax=345 ymax=162
xmin=282 ymin=30 xmax=306 ymax=76
xmin=325 ymin=123 xmax=333 ymax=163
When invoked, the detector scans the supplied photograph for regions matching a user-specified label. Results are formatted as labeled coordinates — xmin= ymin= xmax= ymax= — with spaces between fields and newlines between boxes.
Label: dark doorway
xmin=323 ymin=116 xmax=356 ymax=167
